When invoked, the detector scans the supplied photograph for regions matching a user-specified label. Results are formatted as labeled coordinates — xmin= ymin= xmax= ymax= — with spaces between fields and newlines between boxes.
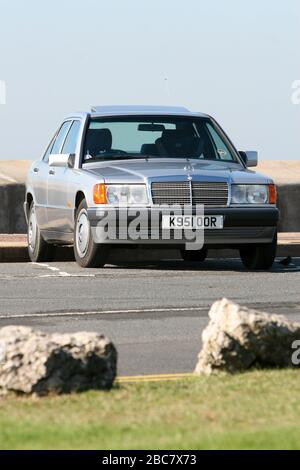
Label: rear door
xmin=30 ymin=135 xmax=56 ymax=230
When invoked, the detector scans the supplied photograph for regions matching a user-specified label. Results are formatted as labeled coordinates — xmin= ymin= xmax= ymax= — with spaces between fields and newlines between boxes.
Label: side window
xmin=61 ymin=120 xmax=81 ymax=154
xmin=205 ymin=123 xmax=233 ymax=161
xmin=50 ymin=121 xmax=72 ymax=155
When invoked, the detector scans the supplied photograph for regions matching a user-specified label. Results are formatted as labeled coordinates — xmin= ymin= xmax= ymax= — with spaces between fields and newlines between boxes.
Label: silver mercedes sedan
xmin=24 ymin=105 xmax=279 ymax=269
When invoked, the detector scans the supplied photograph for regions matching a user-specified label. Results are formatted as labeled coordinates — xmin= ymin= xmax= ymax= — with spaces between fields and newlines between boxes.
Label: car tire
xmin=27 ymin=202 xmax=56 ymax=262
xmin=239 ymin=231 xmax=277 ymax=270
xmin=74 ymin=199 xmax=109 ymax=268
xmin=181 ymin=247 xmax=208 ymax=262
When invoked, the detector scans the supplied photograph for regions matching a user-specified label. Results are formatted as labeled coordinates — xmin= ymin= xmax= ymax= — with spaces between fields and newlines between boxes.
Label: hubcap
xmin=76 ymin=210 xmax=90 ymax=258
xmin=28 ymin=207 xmax=37 ymax=251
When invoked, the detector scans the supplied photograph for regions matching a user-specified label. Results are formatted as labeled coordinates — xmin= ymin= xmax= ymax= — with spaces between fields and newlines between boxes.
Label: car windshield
xmin=83 ymin=116 xmax=238 ymax=163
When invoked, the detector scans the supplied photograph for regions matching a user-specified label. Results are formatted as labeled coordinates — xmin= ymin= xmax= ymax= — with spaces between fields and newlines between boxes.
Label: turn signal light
xmin=268 ymin=184 xmax=277 ymax=204
xmin=93 ymin=184 xmax=107 ymax=204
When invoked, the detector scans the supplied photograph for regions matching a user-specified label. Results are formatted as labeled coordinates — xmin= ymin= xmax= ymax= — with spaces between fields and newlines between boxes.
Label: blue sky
xmin=0 ymin=0 xmax=299 ymax=160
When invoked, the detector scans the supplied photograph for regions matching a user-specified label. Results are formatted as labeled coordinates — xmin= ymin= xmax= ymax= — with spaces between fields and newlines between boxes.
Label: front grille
xmin=192 ymin=182 xmax=228 ymax=206
xmin=151 ymin=181 xmax=228 ymax=206
xmin=151 ymin=182 xmax=191 ymax=205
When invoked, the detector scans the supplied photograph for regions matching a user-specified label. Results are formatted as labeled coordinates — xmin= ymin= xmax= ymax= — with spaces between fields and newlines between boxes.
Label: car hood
xmin=83 ymin=158 xmax=273 ymax=184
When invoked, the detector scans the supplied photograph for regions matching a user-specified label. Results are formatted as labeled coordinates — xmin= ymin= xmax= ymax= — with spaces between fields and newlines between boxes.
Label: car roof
xmin=89 ymin=105 xmax=209 ymax=118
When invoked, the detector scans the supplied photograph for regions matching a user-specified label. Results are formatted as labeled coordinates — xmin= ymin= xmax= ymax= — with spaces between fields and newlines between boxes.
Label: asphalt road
xmin=0 ymin=256 xmax=300 ymax=376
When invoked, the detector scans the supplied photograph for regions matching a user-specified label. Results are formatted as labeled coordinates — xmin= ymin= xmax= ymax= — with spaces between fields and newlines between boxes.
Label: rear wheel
xmin=181 ymin=247 xmax=208 ymax=262
xmin=239 ymin=231 xmax=277 ymax=270
xmin=74 ymin=200 xmax=109 ymax=268
xmin=27 ymin=202 xmax=56 ymax=262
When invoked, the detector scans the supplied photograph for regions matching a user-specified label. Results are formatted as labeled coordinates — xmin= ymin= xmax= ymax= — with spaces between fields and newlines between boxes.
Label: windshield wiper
xmin=86 ymin=154 xmax=159 ymax=162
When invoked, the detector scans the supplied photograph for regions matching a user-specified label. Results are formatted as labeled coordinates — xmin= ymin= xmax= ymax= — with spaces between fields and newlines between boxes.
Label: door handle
xmin=49 ymin=169 xmax=55 ymax=175
xmin=33 ymin=167 xmax=39 ymax=173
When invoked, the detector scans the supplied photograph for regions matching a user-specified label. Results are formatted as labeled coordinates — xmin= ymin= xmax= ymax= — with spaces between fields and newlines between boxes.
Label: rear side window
xmin=62 ymin=120 xmax=81 ymax=154
xmin=43 ymin=137 xmax=56 ymax=162
xmin=50 ymin=121 xmax=72 ymax=155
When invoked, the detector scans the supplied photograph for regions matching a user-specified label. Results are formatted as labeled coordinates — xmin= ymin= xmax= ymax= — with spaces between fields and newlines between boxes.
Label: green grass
xmin=1 ymin=370 xmax=300 ymax=449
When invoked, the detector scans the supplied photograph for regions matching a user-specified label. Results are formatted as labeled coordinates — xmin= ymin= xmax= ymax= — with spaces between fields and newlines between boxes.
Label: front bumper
xmin=87 ymin=206 xmax=279 ymax=246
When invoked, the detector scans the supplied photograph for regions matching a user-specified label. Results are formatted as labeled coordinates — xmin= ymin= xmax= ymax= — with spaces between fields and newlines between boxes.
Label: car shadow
xmin=53 ymin=247 xmax=300 ymax=273
xmin=104 ymin=258 xmax=300 ymax=273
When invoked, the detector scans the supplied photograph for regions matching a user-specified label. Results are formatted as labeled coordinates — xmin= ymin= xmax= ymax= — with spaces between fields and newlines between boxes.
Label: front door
xmin=47 ymin=120 xmax=81 ymax=233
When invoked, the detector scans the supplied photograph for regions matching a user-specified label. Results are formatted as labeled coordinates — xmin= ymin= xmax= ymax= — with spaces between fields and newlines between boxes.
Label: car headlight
xmin=231 ymin=185 xmax=270 ymax=204
xmin=93 ymin=184 xmax=148 ymax=205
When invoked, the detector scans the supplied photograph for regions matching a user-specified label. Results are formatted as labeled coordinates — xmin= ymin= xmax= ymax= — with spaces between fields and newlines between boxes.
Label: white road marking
xmin=0 ymin=172 xmax=18 ymax=184
xmin=0 ymin=306 xmax=208 ymax=320
xmin=33 ymin=263 xmax=60 ymax=272
xmin=32 ymin=262 xmax=75 ymax=277
xmin=0 ymin=273 xmax=95 ymax=280
xmin=38 ymin=274 xmax=95 ymax=278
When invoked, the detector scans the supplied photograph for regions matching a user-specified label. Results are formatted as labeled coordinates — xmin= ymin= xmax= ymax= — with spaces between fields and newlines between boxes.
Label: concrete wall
xmin=0 ymin=181 xmax=298 ymax=234
xmin=276 ymin=184 xmax=300 ymax=232
xmin=0 ymin=184 xmax=26 ymax=233
xmin=0 ymin=160 xmax=299 ymax=233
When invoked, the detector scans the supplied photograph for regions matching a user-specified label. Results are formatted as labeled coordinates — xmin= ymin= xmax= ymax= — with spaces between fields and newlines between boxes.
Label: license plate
xmin=162 ymin=215 xmax=224 ymax=229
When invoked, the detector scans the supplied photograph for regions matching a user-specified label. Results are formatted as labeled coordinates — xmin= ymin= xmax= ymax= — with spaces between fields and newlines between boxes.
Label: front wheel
xmin=239 ymin=231 xmax=277 ymax=270
xmin=74 ymin=200 xmax=109 ymax=268
xmin=27 ymin=202 xmax=56 ymax=262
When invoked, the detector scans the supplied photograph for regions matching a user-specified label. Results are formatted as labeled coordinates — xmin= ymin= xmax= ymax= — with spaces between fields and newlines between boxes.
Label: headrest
xmin=140 ymin=143 xmax=159 ymax=156
xmin=85 ymin=128 xmax=112 ymax=155
xmin=156 ymin=129 xmax=203 ymax=158
xmin=161 ymin=129 xmax=192 ymax=141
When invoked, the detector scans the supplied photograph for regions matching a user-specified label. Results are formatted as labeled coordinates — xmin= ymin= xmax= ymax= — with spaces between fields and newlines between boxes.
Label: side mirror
xmin=239 ymin=151 xmax=258 ymax=168
xmin=49 ymin=154 xmax=72 ymax=168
